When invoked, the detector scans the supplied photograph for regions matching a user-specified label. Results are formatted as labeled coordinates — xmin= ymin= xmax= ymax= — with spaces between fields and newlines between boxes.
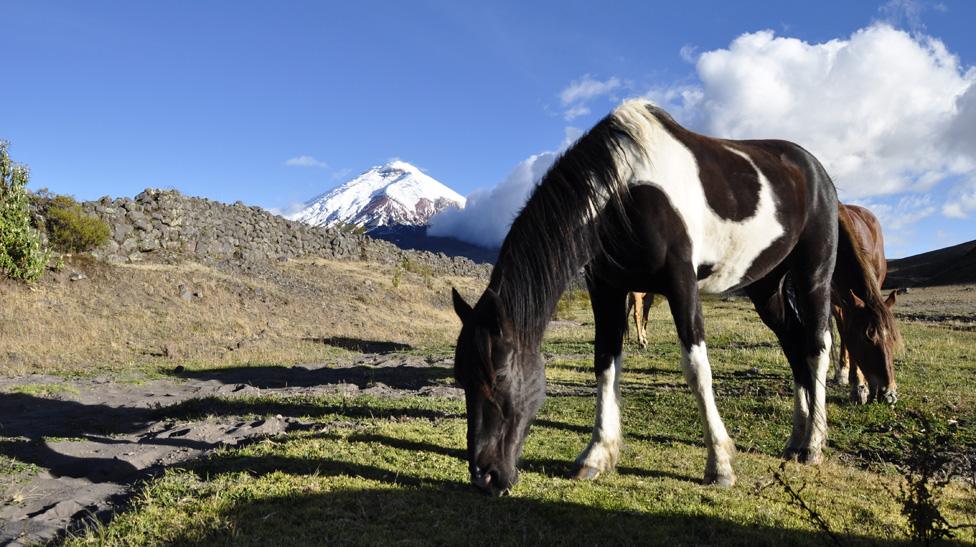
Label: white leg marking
xmin=577 ymin=354 xmax=623 ymax=474
xmin=682 ymin=343 xmax=736 ymax=486
xmin=786 ymin=383 xmax=810 ymax=456
xmin=802 ymin=330 xmax=831 ymax=463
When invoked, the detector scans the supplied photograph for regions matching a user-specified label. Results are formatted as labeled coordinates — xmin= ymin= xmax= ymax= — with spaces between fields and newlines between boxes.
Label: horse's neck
xmin=489 ymin=249 xmax=582 ymax=348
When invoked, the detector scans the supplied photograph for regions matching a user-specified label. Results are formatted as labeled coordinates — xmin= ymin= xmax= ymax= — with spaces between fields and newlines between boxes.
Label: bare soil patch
xmin=0 ymin=353 xmax=458 ymax=545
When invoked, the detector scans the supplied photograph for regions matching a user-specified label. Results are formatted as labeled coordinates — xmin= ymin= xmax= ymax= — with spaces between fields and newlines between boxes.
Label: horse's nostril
xmin=471 ymin=468 xmax=493 ymax=491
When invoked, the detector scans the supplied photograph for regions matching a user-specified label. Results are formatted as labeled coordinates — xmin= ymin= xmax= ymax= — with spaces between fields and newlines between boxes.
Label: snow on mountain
xmin=288 ymin=160 xmax=466 ymax=229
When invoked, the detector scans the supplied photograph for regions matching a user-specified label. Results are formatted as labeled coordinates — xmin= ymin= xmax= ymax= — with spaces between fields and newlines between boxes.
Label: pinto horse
xmin=451 ymin=100 xmax=899 ymax=495
xmin=627 ymin=292 xmax=653 ymax=348
xmin=832 ymin=204 xmax=900 ymax=404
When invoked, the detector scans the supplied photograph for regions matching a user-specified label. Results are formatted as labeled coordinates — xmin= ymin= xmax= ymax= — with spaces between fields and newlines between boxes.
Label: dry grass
xmin=0 ymin=256 xmax=485 ymax=376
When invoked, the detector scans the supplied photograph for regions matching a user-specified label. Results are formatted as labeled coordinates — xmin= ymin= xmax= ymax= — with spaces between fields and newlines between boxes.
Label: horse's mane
xmin=489 ymin=103 xmax=652 ymax=344
xmin=835 ymin=210 xmax=903 ymax=350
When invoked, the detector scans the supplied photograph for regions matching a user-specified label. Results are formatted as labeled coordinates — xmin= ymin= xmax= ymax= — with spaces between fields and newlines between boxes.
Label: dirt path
xmin=0 ymin=354 xmax=459 ymax=545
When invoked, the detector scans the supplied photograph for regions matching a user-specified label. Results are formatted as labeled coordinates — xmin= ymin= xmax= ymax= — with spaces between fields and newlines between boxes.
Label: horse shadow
xmin=174 ymin=449 xmax=905 ymax=546
xmin=166 ymin=362 xmax=454 ymax=391
xmin=302 ymin=336 xmax=413 ymax=354
xmin=0 ymin=393 xmax=177 ymax=483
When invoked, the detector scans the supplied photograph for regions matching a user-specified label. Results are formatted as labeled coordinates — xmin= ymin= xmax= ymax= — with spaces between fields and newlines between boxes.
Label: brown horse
xmin=626 ymin=292 xmax=653 ymax=348
xmin=831 ymin=204 xmax=901 ymax=404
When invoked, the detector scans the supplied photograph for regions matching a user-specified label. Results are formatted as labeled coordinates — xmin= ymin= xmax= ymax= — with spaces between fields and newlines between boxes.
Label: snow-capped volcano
xmin=288 ymin=160 xmax=466 ymax=229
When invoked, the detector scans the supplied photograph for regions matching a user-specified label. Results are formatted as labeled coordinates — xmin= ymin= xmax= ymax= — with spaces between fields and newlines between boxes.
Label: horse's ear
xmin=452 ymin=287 xmax=473 ymax=323
xmin=885 ymin=290 xmax=897 ymax=309
xmin=480 ymin=288 xmax=514 ymax=340
xmin=849 ymin=289 xmax=866 ymax=309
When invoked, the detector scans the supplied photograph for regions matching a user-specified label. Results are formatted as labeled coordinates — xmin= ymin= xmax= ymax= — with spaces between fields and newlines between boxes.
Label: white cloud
xmin=428 ymin=151 xmax=558 ymax=248
xmin=428 ymin=126 xmax=593 ymax=248
xmin=877 ymin=0 xmax=928 ymax=33
xmin=563 ymin=104 xmax=591 ymax=121
xmin=560 ymin=75 xmax=621 ymax=105
xmin=264 ymin=202 xmax=308 ymax=217
xmin=679 ymin=44 xmax=699 ymax=63
xmin=854 ymin=194 xmax=936 ymax=231
xmin=559 ymin=75 xmax=621 ymax=121
xmin=664 ymin=24 xmax=975 ymax=201
xmin=434 ymin=23 xmax=976 ymax=253
xmin=284 ymin=155 xmax=328 ymax=168
xmin=942 ymin=177 xmax=976 ymax=218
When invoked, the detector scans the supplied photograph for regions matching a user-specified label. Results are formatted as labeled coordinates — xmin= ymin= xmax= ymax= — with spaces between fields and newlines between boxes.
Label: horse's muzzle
xmin=878 ymin=387 xmax=897 ymax=405
xmin=471 ymin=466 xmax=513 ymax=496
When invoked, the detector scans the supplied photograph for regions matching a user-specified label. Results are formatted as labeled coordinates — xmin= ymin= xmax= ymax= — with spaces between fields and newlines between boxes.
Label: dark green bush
xmin=0 ymin=141 xmax=49 ymax=281
xmin=45 ymin=194 xmax=111 ymax=253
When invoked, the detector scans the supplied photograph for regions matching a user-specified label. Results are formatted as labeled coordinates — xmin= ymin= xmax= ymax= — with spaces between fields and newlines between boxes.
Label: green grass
xmin=65 ymin=296 xmax=976 ymax=545
xmin=6 ymin=382 xmax=80 ymax=397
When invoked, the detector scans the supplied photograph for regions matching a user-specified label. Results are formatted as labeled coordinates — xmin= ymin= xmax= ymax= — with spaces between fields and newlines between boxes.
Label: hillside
xmin=0 ymin=189 xmax=490 ymax=375
xmin=885 ymin=239 xmax=976 ymax=288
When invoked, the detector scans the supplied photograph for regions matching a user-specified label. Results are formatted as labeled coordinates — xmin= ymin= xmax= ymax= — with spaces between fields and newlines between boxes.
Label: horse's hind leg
xmin=748 ymin=270 xmax=830 ymax=464
xmin=667 ymin=267 xmax=735 ymax=486
xmin=575 ymin=279 xmax=628 ymax=480
xmin=634 ymin=292 xmax=649 ymax=348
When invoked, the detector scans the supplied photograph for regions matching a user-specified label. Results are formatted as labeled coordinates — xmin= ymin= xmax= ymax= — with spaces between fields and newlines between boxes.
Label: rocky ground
xmin=0 ymin=352 xmax=461 ymax=545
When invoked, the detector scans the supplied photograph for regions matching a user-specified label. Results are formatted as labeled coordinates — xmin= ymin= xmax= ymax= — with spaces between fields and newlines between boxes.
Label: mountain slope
xmin=289 ymin=161 xmax=465 ymax=229
xmin=885 ymin=239 xmax=976 ymax=288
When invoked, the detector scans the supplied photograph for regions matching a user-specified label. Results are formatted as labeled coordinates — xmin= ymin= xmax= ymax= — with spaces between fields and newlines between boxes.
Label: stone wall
xmin=79 ymin=188 xmax=490 ymax=277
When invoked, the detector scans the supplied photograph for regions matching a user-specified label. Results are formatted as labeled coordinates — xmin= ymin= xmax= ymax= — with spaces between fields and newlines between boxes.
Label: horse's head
xmin=451 ymin=288 xmax=546 ymax=496
xmin=844 ymin=289 xmax=899 ymax=403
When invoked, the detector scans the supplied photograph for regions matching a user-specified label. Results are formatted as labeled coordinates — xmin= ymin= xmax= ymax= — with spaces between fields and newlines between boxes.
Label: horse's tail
xmin=833 ymin=209 xmax=902 ymax=350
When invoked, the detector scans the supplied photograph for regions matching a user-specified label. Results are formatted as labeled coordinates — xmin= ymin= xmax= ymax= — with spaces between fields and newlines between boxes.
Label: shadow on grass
xmin=166 ymin=362 xmax=453 ymax=390
xmin=170 ymin=458 xmax=908 ymax=546
xmin=302 ymin=336 xmax=412 ymax=354
xmin=158 ymin=396 xmax=461 ymax=422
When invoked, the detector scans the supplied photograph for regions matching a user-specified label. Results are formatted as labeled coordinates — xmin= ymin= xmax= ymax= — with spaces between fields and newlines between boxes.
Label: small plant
xmin=392 ymin=267 xmax=403 ymax=289
xmin=758 ymin=463 xmax=843 ymax=547
xmin=337 ymin=222 xmax=367 ymax=235
xmin=0 ymin=140 xmax=50 ymax=282
xmin=44 ymin=194 xmax=111 ymax=253
xmin=400 ymin=257 xmax=435 ymax=289
xmin=891 ymin=411 xmax=973 ymax=545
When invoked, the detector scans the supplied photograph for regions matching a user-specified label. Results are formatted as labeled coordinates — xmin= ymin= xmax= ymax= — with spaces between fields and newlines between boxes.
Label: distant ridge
xmin=885 ymin=239 xmax=976 ymax=288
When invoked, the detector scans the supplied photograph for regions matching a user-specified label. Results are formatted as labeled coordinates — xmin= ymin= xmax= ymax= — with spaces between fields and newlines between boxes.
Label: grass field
xmin=61 ymin=290 xmax=976 ymax=546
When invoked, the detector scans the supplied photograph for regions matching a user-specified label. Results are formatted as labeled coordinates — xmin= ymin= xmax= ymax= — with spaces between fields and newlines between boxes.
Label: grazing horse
xmin=451 ymin=100 xmax=899 ymax=496
xmin=627 ymin=292 xmax=653 ymax=348
xmin=831 ymin=204 xmax=900 ymax=404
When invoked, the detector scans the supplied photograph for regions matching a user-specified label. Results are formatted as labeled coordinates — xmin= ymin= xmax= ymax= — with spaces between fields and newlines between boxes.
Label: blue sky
xmin=3 ymin=0 xmax=975 ymax=257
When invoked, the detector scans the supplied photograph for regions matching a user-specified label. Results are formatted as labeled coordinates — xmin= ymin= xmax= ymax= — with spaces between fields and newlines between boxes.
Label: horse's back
xmin=625 ymin=108 xmax=837 ymax=293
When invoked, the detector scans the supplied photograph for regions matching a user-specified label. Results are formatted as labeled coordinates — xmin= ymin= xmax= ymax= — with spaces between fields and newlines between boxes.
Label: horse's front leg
xmin=668 ymin=271 xmax=736 ymax=487
xmin=849 ymin=362 xmax=869 ymax=404
xmin=574 ymin=283 xmax=628 ymax=480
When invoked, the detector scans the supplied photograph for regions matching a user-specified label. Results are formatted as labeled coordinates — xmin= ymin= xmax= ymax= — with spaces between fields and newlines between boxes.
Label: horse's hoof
xmin=573 ymin=465 xmax=602 ymax=481
xmin=703 ymin=471 xmax=736 ymax=488
xmin=799 ymin=449 xmax=823 ymax=465
xmin=782 ymin=447 xmax=801 ymax=461
xmin=850 ymin=385 xmax=869 ymax=405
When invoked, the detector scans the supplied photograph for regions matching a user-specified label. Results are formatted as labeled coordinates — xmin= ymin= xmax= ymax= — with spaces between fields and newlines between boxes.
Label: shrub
xmin=0 ymin=141 xmax=49 ymax=281
xmin=45 ymin=194 xmax=111 ymax=253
